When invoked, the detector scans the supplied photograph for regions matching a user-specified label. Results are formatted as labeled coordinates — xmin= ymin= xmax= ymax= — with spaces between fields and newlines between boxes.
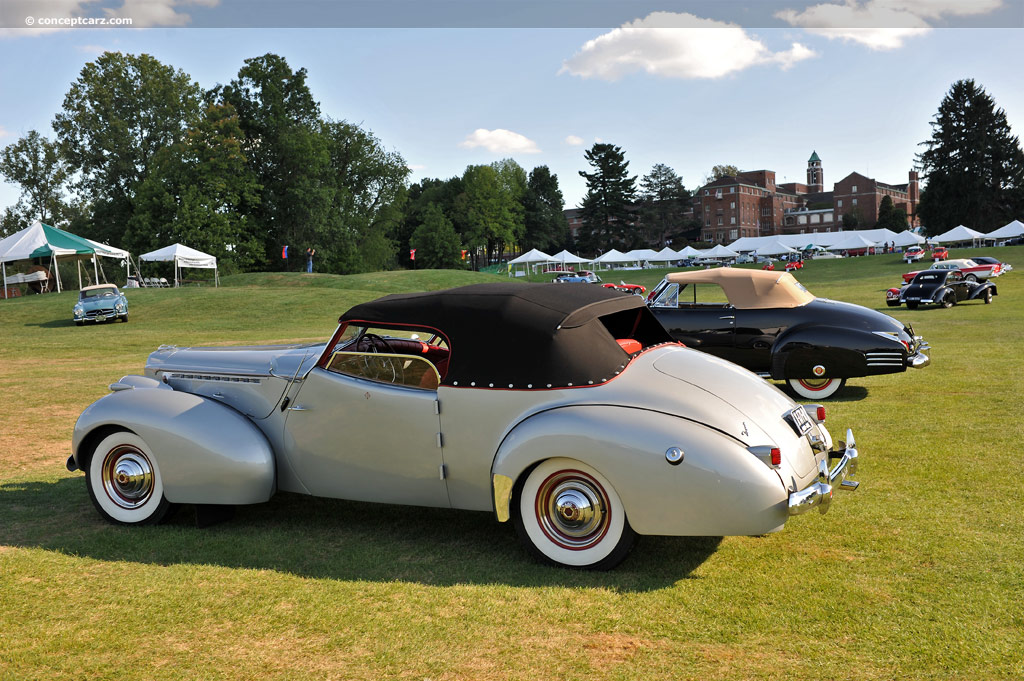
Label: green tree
xmin=458 ymin=164 xmax=520 ymax=268
xmin=410 ymin=203 xmax=462 ymax=269
xmin=703 ymin=164 xmax=740 ymax=184
xmin=875 ymin=195 xmax=908 ymax=231
xmin=577 ymin=143 xmax=637 ymax=253
xmin=638 ymin=163 xmax=689 ymax=247
xmin=917 ymin=79 xmax=1024 ymax=234
xmin=320 ymin=119 xmax=409 ymax=273
xmin=0 ymin=130 xmax=71 ymax=227
xmin=53 ymin=51 xmax=203 ymax=245
xmin=522 ymin=165 xmax=568 ymax=252
xmin=128 ymin=104 xmax=263 ymax=271
xmin=212 ymin=53 xmax=332 ymax=270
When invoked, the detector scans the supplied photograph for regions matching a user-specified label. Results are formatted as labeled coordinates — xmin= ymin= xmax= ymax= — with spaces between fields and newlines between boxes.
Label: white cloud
xmin=407 ymin=163 xmax=427 ymax=171
xmin=0 ymin=125 xmax=9 ymax=139
xmin=776 ymin=1 xmax=1004 ymax=50
xmin=564 ymin=135 xmax=584 ymax=146
xmin=560 ymin=12 xmax=816 ymax=81
xmin=459 ymin=128 xmax=541 ymax=154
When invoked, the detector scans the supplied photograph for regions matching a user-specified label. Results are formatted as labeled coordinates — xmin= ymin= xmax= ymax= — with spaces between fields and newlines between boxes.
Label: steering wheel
xmin=359 ymin=333 xmax=403 ymax=384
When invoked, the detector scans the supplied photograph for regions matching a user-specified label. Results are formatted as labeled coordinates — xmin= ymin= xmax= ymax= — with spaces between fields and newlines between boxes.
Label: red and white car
xmin=903 ymin=246 xmax=925 ymax=263
xmin=902 ymin=258 xmax=999 ymax=284
xmin=602 ymin=281 xmax=646 ymax=296
xmin=931 ymin=246 xmax=949 ymax=262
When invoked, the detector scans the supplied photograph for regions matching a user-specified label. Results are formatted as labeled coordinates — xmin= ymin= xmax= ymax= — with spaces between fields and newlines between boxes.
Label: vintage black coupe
xmin=647 ymin=269 xmax=930 ymax=399
xmin=889 ymin=269 xmax=997 ymax=309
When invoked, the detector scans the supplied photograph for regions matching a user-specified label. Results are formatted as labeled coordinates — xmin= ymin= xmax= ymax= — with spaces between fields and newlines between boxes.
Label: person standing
xmin=305 ymin=247 xmax=315 ymax=273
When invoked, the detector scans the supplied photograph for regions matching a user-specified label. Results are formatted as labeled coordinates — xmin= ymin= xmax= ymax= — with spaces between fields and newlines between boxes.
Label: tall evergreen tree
xmin=917 ymin=79 xmax=1024 ymax=234
xmin=577 ymin=143 xmax=637 ymax=254
xmin=875 ymin=195 xmax=907 ymax=231
xmin=410 ymin=202 xmax=462 ymax=269
xmin=638 ymin=163 xmax=689 ymax=247
xmin=522 ymin=166 xmax=568 ymax=252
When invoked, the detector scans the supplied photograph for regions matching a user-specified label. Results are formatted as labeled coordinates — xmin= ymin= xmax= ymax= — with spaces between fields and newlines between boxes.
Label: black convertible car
xmin=648 ymin=269 xmax=930 ymax=399
xmin=891 ymin=269 xmax=997 ymax=309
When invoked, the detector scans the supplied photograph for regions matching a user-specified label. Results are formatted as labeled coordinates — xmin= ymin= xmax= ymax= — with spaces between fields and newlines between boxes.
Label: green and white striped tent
xmin=0 ymin=220 xmax=130 ymax=298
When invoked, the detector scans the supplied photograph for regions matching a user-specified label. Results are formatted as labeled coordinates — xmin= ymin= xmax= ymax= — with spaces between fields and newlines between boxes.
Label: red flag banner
xmin=410 ymin=249 xmax=417 ymax=261
xmin=461 ymin=250 xmax=468 ymax=260
xmin=282 ymin=245 xmax=289 ymax=259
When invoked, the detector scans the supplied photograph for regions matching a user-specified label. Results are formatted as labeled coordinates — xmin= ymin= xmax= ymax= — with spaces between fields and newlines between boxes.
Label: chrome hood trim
xmin=148 ymin=343 xmax=325 ymax=380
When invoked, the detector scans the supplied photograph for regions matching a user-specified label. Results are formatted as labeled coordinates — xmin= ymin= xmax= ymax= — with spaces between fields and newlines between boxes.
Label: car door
xmin=282 ymin=353 xmax=450 ymax=508
xmin=650 ymin=282 xmax=738 ymax=362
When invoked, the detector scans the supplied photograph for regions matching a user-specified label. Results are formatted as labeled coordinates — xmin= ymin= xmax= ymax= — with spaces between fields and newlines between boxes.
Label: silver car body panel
xmin=72 ymin=376 xmax=275 ymax=505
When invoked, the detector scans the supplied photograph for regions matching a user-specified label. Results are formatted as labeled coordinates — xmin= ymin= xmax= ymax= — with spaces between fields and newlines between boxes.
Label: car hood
xmin=147 ymin=342 xmax=325 ymax=379
xmin=78 ymin=296 xmax=122 ymax=310
xmin=145 ymin=343 xmax=325 ymax=418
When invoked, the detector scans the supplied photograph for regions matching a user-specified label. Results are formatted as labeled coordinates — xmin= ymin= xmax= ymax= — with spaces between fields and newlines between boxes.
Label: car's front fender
xmin=72 ymin=375 xmax=275 ymax=505
xmin=490 ymin=405 xmax=789 ymax=537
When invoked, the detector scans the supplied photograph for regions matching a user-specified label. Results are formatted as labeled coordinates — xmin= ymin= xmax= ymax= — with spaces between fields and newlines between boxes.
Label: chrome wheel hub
xmin=102 ymin=446 xmax=154 ymax=509
xmin=537 ymin=472 xmax=609 ymax=549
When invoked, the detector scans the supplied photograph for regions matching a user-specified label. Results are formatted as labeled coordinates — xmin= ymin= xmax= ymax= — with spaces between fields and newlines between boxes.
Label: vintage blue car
xmin=73 ymin=284 xmax=129 ymax=325
xmin=69 ymin=283 xmax=860 ymax=570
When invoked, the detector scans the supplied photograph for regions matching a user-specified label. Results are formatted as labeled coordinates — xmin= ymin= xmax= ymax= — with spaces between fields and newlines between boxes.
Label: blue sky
xmin=1 ymin=1 xmax=1023 ymax=215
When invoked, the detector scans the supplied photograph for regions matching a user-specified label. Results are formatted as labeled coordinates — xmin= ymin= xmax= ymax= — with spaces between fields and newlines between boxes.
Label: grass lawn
xmin=2 ymin=248 xmax=1022 ymax=680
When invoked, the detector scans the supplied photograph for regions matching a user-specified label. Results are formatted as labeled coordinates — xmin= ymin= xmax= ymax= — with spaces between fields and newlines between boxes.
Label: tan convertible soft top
xmin=666 ymin=268 xmax=815 ymax=309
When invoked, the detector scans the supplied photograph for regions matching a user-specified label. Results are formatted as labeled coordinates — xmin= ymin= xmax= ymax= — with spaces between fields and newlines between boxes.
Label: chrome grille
xmin=866 ymin=351 xmax=904 ymax=367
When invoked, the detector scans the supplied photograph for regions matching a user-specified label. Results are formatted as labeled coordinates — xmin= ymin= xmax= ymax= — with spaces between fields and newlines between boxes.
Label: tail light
xmin=770 ymin=447 xmax=781 ymax=466
xmin=816 ymin=406 xmax=826 ymax=422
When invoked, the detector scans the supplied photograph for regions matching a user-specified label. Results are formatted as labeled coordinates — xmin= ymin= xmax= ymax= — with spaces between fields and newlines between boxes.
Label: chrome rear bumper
xmin=788 ymin=429 xmax=859 ymax=516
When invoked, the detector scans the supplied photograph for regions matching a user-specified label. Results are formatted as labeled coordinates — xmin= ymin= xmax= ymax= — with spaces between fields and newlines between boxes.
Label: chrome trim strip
xmin=163 ymin=372 xmax=267 ymax=384
xmin=788 ymin=428 xmax=859 ymax=516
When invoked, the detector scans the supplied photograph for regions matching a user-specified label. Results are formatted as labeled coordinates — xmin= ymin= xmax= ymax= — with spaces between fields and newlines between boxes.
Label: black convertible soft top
xmin=338 ymin=283 xmax=672 ymax=389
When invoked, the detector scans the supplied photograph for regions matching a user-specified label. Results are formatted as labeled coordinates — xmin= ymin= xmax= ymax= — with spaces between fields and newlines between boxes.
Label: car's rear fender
xmin=71 ymin=375 xmax=275 ymax=505
xmin=490 ymin=405 xmax=790 ymax=537
xmin=771 ymin=325 xmax=900 ymax=379
xmin=967 ymin=282 xmax=997 ymax=300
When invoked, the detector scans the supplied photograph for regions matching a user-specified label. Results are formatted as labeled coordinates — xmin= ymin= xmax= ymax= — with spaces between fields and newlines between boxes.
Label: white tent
xmin=506 ymin=248 xmax=553 ymax=277
xmin=140 ymin=243 xmax=219 ymax=287
xmin=592 ymin=249 xmax=637 ymax=268
xmin=1 ymin=220 xmax=131 ymax=297
xmin=826 ymin=234 xmax=878 ymax=251
xmin=702 ymin=244 xmax=739 ymax=259
xmin=623 ymin=248 xmax=662 ymax=266
xmin=931 ymin=225 xmax=984 ymax=244
xmin=753 ymin=239 xmax=796 ymax=256
xmin=653 ymin=246 xmax=679 ymax=261
xmin=546 ymin=249 xmax=589 ymax=265
xmin=983 ymin=219 xmax=1024 ymax=241
xmin=676 ymin=245 xmax=703 ymax=258
xmin=892 ymin=230 xmax=926 ymax=248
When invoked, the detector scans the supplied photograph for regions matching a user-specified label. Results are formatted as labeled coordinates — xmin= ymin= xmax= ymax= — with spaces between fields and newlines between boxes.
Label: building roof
xmin=808 ymin=151 xmax=821 ymax=162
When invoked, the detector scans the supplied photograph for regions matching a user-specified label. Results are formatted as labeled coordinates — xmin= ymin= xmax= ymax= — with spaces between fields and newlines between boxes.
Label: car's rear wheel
xmin=787 ymin=377 xmax=846 ymax=400
xmin=86 ymin=431 xmax=173 ymax=525
xmin=513 ymin=458 xmax=635 ymax=570
xmin=886 ymin=300 xmax=900 ymax=307
xmin=984 ymin=289 xmax=993 ymax=304
xmin=907 ymin=302 xmax=919 ymax=310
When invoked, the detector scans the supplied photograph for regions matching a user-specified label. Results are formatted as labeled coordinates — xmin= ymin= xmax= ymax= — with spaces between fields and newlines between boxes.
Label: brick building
xmin=698 ymin=152 xmax=920 ymax=244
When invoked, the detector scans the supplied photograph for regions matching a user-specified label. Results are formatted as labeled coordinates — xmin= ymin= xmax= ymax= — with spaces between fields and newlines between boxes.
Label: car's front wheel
xmin=984 ymin=289 xmax=993 ymax=304
xmin=941 ymin=294 xmax=956 ymax=309
xmin=513 ymin=458 xmax=635 ymax=570
xmin=86 ymin=431 xmax=173 ymax=525
xmin=787 ymin=377 xmax=846 ymax=400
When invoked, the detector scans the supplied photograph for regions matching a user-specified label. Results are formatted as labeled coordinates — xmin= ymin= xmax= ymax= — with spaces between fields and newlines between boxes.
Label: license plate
xmin=789 ymin=407 xmax=813 ymax=435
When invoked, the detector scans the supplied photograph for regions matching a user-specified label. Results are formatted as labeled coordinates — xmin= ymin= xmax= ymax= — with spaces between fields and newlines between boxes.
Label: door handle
xmin=719 ymin=315 xmax=735 ymax=320
xmin=287 ymin=405 xmax=311 ymax=411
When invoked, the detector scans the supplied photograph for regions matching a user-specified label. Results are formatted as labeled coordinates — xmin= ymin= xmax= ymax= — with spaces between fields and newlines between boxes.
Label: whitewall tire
xmin=513 ymin=458 xmax=635 ymax=570
xmin=86 ymin=431 xmax=172 ymax=525
xmin=787 ymin=377 xmax=846 ymax=400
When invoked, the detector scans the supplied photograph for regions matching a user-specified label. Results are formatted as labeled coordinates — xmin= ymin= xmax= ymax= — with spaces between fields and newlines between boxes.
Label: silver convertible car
xmin=69 ymin=283 xmax=860 ymax=570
